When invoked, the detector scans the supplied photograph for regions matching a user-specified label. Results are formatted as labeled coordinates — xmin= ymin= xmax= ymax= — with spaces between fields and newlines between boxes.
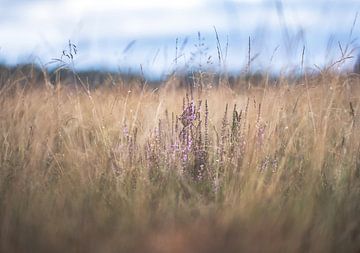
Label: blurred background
xmin=0 ymin=0 xmax=359 ymax=78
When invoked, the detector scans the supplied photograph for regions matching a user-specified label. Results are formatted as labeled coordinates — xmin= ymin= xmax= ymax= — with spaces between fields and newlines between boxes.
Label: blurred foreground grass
xmin=0 ymin=70 xmax=360 ymax=253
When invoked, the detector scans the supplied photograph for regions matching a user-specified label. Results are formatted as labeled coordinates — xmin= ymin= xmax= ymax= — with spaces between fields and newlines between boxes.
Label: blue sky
xmin=0 ymin=0 xmax=359 ymax=77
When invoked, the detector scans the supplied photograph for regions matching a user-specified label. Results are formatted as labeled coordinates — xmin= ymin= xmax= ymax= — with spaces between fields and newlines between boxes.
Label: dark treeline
xmin=0 ymin=63 xmax=358 ymax=91
xmin=0 ymin=64 xmax=151 ymax=88
xmin=0 ymin=63 xmax=272 ymax=88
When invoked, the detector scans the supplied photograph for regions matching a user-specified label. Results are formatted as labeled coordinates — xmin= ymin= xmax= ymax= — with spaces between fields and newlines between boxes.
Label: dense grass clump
xmin=0 ymin=72 xmax=360 ymax=252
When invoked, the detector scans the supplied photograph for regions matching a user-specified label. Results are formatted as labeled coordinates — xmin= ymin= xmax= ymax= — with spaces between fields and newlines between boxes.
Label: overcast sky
xmin=0 ymin=0 xmax=359 ymax=76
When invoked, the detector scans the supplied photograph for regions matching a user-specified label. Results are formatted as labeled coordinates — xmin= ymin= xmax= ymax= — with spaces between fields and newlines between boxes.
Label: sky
xmin=0 ymin=0 xmax=359 ymax=77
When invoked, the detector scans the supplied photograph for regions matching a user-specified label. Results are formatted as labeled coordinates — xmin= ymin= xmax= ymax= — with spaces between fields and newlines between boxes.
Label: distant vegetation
xmin=0 ymin=61 xmax=360 ymax=252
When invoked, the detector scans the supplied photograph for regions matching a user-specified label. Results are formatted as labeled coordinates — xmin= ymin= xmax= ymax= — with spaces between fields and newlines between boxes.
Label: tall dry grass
xmin=0 ymin=71 xmax=360 ymax=252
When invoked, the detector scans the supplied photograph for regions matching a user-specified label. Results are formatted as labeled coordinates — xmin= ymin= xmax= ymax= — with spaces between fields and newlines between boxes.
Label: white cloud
xmin=66 ymin=0 xmax=206 ymax=13
xmin=228 ymin=0 xmax=266 ymax=3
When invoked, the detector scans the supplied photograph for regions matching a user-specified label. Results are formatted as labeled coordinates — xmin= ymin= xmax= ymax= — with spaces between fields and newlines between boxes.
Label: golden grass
xmin=0 ymin=73 xmax=360 ymax=252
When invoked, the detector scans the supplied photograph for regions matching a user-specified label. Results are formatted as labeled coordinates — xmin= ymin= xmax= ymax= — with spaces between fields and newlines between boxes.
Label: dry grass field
xmin=0 ymin=68 xmax=360 ymax=252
